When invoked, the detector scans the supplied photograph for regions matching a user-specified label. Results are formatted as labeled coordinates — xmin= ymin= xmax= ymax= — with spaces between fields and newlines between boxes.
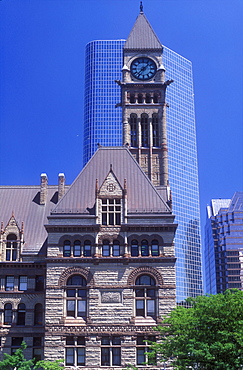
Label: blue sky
xmin=0 ymin=0 xmax=242 ymax=232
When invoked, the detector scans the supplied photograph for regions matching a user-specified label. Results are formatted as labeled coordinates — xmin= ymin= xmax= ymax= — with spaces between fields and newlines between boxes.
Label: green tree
xmin=34 ymin=359 xmax=63 ymax=370
xmin=0 ymin=342 xmax=34 ymax=370
xmin=148 ymin=289 xmax=243 ymax=369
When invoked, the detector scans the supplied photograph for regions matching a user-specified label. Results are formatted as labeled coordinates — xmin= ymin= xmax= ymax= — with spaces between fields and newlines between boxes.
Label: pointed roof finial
xmin=140 ymin=1 xmax=143 ymax=13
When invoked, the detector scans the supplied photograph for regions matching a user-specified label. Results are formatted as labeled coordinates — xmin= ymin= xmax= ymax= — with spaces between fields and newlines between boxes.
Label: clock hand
xmin=137 ymin=64 xmax=148 ymax=76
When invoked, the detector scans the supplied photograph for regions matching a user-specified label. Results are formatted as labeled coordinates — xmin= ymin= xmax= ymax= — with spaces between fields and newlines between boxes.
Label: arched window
xmin=131 ymin=240 xmax=139 ymax=257
xmin=151 ymin=240 xmax=159 ymax=256
xmin=73 ymin=240 xmax=81 ymax=257
xmin=130 ymin=114 xmax=137 ymax=147
xmin=135 ymin=275 xmax=156 ymax=317
xmin=141 ymin=239 xmax=149 ymax=256
xmin=153 ymin=93 xmax=159 ymax=103
xmin=152 ymin=113 xmax=159 ymax=147
xmin=130 ymin=93 xmax=135 ymax=104
xmin=4 ymin=303 xmax=12 ymax=325
xmin=102 ymin=240 xmax=110 ymax=257
xmin=145 ymin=93 xmax=151 ymax=103
xmin=141 ymin=114 xmax=149 ymax=147
xmin=137 ymin=93 xmax=143 ymax=104
xmin=84 ymin=240 xmax=91 ymax=257
xmin=112 ymin=240 xmax=120 ymax=257
xmin=63 ymin=240 xmax=71 ymax=257
xmin=6 ymin=234 xmax=17 ymax=261
xmin=34 ymin=303 xmax=43 ymax=326
xmin=17 ymin=303 xmax=26 ymax=326
xmin=66 ymin=275 xmax=87 ymax=319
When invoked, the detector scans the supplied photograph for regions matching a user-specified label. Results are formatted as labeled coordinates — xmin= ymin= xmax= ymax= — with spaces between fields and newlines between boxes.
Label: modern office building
xmin=83 ymin=40 xmax=125 ymax=165
xmin=83 ymin=14 xmax=202 ymax=302
xmin=204 ymin=192 xmax=243 ymax=294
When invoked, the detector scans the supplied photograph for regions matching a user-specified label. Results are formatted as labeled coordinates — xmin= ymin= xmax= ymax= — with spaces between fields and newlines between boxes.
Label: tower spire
xmin=140 ymin=1 xmax=144 ymax=13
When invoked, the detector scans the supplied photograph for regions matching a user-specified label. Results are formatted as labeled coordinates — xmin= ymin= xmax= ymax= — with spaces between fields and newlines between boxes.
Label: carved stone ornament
xmin=99 ymin=170 xmax=123 ymax=197
xmin=107 ymin=183 xmax=116 ymax=192
xmin=101 ymin=291 xmax=121 ymax=303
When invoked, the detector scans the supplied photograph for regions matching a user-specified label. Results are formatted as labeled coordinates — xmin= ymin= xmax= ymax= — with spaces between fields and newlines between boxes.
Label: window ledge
xmin=133 ymin=316 xmax=156 ymax=326
xmin=61 ymin=318 xmax=87 ymax=326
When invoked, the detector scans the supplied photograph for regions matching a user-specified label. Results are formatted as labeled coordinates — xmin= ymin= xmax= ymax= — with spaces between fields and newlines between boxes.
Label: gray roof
xmin=52 ymin=147 xmax=170 ymax=214
xmin=0 ymin=148 xmax=171 ymax=255
xmin=124 ymin=13 xmax=162 ymax=50
xmin=0 ymin=185 xmax=59 ymax=254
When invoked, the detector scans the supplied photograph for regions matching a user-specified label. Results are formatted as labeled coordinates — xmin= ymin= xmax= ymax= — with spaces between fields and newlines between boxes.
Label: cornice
xmin=46 ymin=256 xmax=176 ymax=265
xmin=45 ymin=324 xmax=160 ymax=335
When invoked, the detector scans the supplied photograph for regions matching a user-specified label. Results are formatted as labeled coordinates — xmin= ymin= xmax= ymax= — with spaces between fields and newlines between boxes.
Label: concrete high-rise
xmin=204 ymin=192 xmax=243 ymax=294
xmin=83 ymin=11 xmax=202 ymax=302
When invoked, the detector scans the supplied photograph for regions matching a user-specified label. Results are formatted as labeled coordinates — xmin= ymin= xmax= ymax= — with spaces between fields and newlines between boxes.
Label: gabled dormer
xmin=0 ymin=214 xmax=24 ymax=261
xmin=95 ymin=166 xmax=126 ymax=226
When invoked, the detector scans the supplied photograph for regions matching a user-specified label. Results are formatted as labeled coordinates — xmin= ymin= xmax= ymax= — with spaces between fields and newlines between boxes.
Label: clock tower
xmin=117 ymin=5 xmax=173 ymax=188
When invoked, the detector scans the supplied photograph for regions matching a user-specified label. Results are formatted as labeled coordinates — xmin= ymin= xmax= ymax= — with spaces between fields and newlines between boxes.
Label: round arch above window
xmin=127 ymin=267 xmax=163 ymax=286
xmin=98 ymin=234 xmax=124 ymax=245
xmin=127 ymin=234 xmax=164 ymax=245
xmin=58 ymin=267 xmax=94 ymax=287
xmin=58 ymin=234 xmax=95 ymax=245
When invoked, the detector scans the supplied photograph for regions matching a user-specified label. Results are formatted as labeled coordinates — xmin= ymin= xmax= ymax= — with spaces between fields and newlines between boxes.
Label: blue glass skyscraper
xmin=83 ymin=40 xmax=125 ymax=165
xmin=83 ymin=20 xmax=202 ymax=302
xmin=163 ymin=47 xmax=203 ymax=301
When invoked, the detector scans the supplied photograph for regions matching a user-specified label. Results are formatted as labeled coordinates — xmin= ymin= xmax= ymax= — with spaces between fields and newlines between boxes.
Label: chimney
xmin=40 ymin=173 xmax=48 ymax=205
xmin=58 ymin=173 xmax=65 ymax=201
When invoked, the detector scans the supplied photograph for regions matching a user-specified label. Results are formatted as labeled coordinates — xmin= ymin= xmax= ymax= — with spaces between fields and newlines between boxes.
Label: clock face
xmin=131 ymin=57 xmax=157 ymax=80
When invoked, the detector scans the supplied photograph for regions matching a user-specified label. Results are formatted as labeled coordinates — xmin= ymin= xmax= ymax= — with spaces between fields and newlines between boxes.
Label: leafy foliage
xmin=0 ymin=342 xmax=34 ymax=370
xmin=148 ymin=289 xmax=243 ymax=369
xmin=0 ymin=342 xmax=63 ymax=370
xmin=34 ymin=359 xmax=63 ymax=370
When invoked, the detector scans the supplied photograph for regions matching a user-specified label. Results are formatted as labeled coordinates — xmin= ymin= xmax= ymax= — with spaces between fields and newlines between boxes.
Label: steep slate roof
xmin=0 ymin=186 xmax=59 ymax=254
xmin=124 ymin=12 xmax=162 ymax=50
xmin=52 ymin=147 xmax=171 ymax=214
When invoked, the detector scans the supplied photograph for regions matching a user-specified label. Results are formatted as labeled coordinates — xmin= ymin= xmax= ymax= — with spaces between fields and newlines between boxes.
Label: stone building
xmin=0 ymin=7 xmax=177 ymax=369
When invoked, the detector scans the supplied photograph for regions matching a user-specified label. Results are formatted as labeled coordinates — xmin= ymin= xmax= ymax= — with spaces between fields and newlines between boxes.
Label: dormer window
xmin=6 ymin=234 xmax=18 ymax=261
xmin=97 ymin=168 xmax=124 ymax=226
xmin=101 ymin=199 xmax=121 ymax=226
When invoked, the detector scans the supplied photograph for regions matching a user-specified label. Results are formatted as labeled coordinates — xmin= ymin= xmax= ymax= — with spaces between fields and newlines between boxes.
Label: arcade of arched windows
xmin=129 ymin=113 xmax=160 ymax=148
xmin=128 ymin=92 xmax=160 ymax=104
xmin=60 ymin=235 xmax=164 ymax=258
xmin=1 ymin=302 xmax=44 ymax=326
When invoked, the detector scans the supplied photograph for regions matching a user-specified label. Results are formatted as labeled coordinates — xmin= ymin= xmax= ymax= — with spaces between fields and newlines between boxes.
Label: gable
xmin=52 ymin=147 xmax=171 ymax=215
xmin=98 ymin=169 xmax=123 ymax=197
